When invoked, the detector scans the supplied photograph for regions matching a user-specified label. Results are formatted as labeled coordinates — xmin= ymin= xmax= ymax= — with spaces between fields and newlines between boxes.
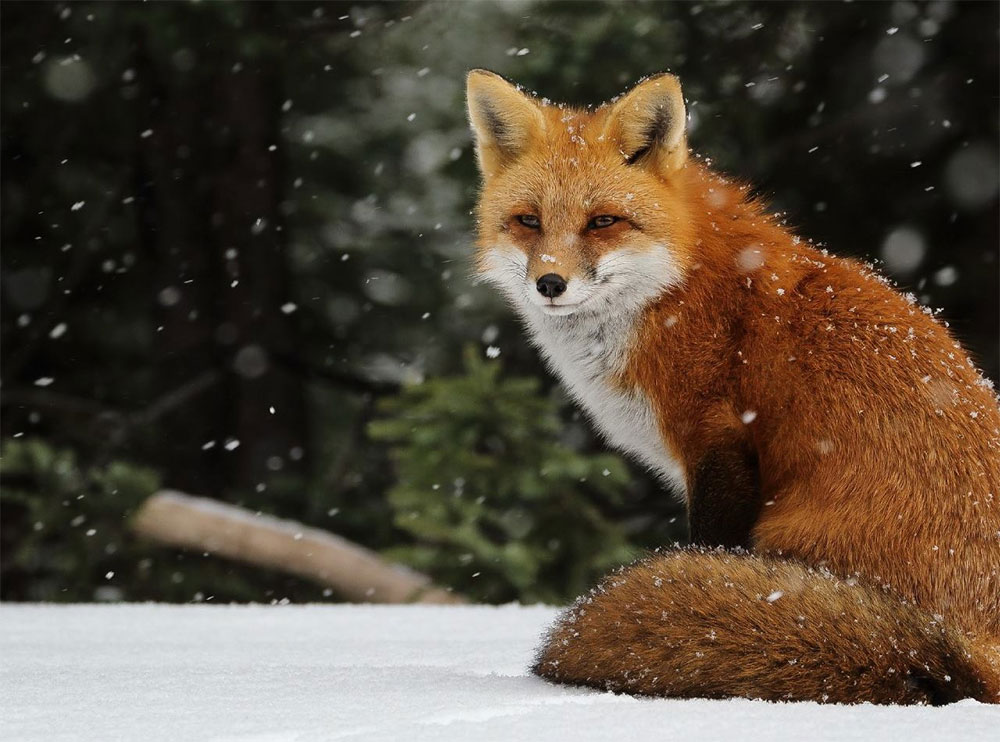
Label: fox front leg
xmin=687 ymin=444 xmax=762 ymax=549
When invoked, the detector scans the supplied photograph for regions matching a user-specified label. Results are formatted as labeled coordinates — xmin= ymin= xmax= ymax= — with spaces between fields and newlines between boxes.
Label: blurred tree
xmin=2 ymin=0 xmax=996 ymax=603
xmin=1 ymin=438 xmax=160 ymax=601
xmin=370 ymin=347 xmax=637 ymax=603
xmin=131 ymin=2 xmax=310 ymax=494
xmin=0 ymin=437 xmax=331 ymax=602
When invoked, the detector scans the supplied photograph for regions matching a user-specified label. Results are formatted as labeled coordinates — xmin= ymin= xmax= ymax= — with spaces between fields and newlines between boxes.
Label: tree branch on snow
xmin=132 ymin=490 xmax=464 ymax=604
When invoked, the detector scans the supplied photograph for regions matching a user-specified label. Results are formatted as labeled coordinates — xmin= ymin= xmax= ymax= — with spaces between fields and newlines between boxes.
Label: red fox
xmin=466 ymin=69 xmax=1000 ymax=704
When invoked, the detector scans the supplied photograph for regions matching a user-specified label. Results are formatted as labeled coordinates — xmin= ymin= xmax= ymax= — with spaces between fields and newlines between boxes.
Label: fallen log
xmin=132 ymin=490 xmax=463 ymax=604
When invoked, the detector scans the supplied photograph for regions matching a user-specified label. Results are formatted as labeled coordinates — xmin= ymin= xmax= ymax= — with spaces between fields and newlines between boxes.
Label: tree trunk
xmin=209 ymin=3 xmax=308 ymax=491
xmin=133 ymin=3 xmax=308 ymax=495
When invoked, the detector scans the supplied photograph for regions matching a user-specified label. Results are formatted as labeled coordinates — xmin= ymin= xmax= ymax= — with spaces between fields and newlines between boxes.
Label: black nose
xmin=536 ymin=273 xmax=567 ymax=298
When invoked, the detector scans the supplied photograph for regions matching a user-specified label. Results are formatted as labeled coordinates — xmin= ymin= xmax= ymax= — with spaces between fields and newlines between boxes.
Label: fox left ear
xmin=466 ymin=69 xmax=545 ymax=180
xmin=604 ymin=73 xmax=687 ymax=174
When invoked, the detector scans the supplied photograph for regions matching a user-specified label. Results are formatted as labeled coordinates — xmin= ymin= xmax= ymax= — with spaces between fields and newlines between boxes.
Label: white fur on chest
xmin=524 ymin=309 xmax=687 ymax=497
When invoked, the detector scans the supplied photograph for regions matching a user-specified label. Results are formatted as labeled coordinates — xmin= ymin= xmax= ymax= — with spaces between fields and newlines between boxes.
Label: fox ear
xmin=466 ymin=69 xmax=545 ymax=179
xmin=605 ymin=73 xmax=687 ymax=174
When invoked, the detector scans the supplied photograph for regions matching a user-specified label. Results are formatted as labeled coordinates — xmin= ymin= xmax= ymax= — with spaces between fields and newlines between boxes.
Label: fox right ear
xmin=466 ymin=70 xmax=545 ymax=179
xmin=604 ymin=73 xmax=687 ymax=174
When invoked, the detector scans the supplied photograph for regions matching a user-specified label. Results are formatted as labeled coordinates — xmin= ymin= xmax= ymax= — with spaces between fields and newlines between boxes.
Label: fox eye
xmin=588 ymin=215 xmax=619 ymax=229
xmin=516 ymin=214 xmax=541 ymax=229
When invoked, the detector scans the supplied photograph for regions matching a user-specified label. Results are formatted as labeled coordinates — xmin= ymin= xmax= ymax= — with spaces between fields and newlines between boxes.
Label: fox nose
xmin=536 ymin=273 xmax=567 ymax=298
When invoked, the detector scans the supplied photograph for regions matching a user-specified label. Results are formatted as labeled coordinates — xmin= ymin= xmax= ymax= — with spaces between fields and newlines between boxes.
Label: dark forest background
xmin=2 ymin=0 xmax=997 ymax=603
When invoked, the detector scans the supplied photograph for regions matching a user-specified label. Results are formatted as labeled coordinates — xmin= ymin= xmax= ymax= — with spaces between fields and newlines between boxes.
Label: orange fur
xmin=467 ymin=70 xmax=1000 ymax=704
xmin=534 ymin=550 xmax=999 ymax=704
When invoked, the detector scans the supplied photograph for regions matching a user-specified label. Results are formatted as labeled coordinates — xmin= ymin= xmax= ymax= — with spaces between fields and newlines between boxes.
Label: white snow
xmin=1 ymin=604 xmax=997 ymax=741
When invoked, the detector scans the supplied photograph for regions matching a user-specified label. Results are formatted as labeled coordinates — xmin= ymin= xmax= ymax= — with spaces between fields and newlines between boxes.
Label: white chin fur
xmin=537 ymin=303 xmax=583 ymax=316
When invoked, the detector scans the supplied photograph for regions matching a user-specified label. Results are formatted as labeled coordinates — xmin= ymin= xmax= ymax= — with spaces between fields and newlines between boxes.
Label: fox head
xmin=467 ymin=70 xmax=696 ymax=319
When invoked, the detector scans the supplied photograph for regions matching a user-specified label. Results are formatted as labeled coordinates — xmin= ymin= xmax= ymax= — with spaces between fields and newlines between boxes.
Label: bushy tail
xmin=533 ymin=549 xmax=999 ymax=705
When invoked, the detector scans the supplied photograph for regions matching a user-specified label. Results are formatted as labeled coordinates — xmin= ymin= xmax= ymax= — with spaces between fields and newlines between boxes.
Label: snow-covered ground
xmin=1 ymin=604 xmax=997 ymax=741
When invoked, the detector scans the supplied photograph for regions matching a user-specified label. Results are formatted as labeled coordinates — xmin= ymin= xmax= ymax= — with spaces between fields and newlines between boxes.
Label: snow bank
xmin=1 ymin=604 xmax=996 ymax=741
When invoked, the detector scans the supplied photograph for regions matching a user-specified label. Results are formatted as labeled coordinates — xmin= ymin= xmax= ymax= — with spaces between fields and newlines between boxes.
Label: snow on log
xmin=132 ymin=490 xmax=463 ymax=604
